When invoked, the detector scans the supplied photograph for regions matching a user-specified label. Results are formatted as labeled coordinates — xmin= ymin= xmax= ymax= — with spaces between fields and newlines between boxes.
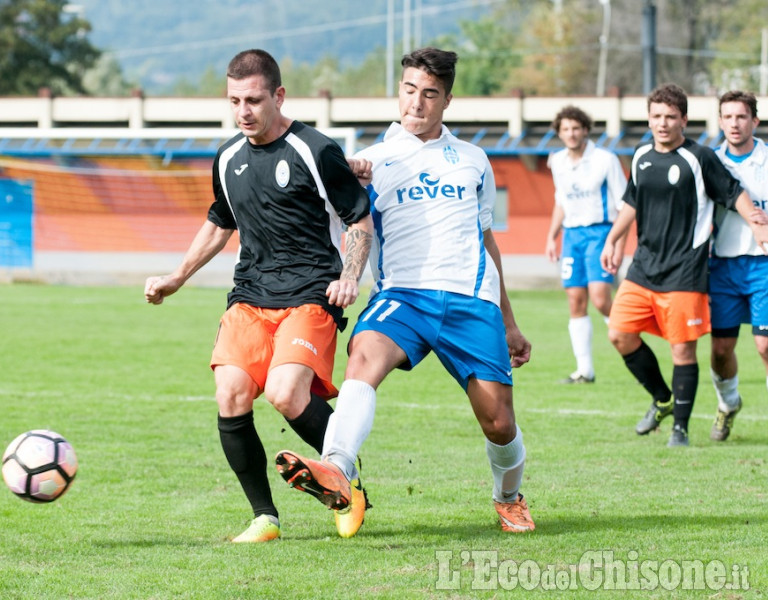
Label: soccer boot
xmin=231 ymin=514 xmax=281 ymax=543
xmin=494 ymin=493 xmax=535 ymax=533
xmin=667 ymin=424 xmax=689 ymax=447
xmin=710 ymin=397 xmax=742 ymax=441
xmin=559 ymin=371 xmax=595 ymax=384
xmin=334 ymin=476 xmax=369 ymax=538
xmin=635 ymin=399 xmax=673 ymax=435
xmin=275 ymin=450 xmax=351 ymax=510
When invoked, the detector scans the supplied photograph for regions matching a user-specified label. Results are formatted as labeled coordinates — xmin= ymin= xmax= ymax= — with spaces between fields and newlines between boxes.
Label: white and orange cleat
xmin=494 ymin=494 xmax=535 ymax=533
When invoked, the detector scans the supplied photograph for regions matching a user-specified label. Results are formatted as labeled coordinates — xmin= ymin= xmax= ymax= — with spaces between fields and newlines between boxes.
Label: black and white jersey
xmin=623 ymin=138 xmax=742 ymax=293
xmin=208 ymin=121 xmax=370 ymax=324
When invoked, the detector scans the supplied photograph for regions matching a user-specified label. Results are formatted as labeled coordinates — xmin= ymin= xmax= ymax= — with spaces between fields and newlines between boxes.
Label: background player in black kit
xmin=601 ymin=83 xmax=768 ymax=447
xmin=145 ymin=49 xmax=373 ymax=542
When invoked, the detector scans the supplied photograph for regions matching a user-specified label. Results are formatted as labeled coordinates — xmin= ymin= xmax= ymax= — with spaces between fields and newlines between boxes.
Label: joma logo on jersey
xmin=292 ymin=337 xmax=318 ymax=355
xmin=396 ymin=172 xmax=466 ymax=204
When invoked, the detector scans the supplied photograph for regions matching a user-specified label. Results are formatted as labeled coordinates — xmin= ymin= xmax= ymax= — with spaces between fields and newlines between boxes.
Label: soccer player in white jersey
xmin=709 ymin=90 xmax=768 ymax=441
xmin=546 ymin=106 xmax=627 ymax=384
xmin=275 ymin=47 xmax=535 ymax=537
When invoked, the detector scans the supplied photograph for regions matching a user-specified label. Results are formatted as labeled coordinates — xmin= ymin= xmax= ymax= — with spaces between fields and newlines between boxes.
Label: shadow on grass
xmin=348 ymin=513 xmax=768 ymax=543
xmin=91 ymin=538 xmax=222 ymax=548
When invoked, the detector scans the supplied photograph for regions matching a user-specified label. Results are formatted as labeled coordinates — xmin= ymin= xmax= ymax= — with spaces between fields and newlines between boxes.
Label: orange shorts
xmin=609 ymin=279 xmax=710 ymax=344
xmin=210 ymin=303 xmax=339 ymax=399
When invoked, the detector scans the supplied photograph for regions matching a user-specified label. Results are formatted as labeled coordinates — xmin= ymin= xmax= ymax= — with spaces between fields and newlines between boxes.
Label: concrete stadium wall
xmin=3 ymin=93 xmax=768 ymax=138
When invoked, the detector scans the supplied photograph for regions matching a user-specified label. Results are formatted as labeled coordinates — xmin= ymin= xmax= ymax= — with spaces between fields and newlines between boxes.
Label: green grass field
xmin=0 ymin=284 xmax=765 ymax=599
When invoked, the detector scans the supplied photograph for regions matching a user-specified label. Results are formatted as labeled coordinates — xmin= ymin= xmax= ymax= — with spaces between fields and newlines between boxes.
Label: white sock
xmin=322 ymin=379 xmax=376 ymax=481
xmin=486 ymin=425 xmax=526 ymax=503
xmin=568 ymin=316 xmax=594 ymax=378
xmin=710 ymin=368 xmax=740 ymax=412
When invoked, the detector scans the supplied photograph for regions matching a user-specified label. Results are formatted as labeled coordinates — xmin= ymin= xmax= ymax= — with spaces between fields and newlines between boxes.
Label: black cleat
xmin=636 ymin=400 xmax=673 ymax=435
xmin=667 ymin=424 xmax=689 ymax=447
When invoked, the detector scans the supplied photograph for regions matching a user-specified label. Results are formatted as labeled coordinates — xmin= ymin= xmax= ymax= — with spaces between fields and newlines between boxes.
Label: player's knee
xmin=263 ymin=379 xmax=305 ymax=418
xmin=215 ymin=386 xmax=253 ymax=417
xmin=593 ymin=297 xmax=611 ymax=316
xmin=607 ymin=329 xmax=623 ymax=348
xmin=755 ymin=336 xmax=768 ymax=361
xmin=710 ymin=339 xmax=730 ymax=362
xmin=480 ymin=414 xmax=516 ymax=445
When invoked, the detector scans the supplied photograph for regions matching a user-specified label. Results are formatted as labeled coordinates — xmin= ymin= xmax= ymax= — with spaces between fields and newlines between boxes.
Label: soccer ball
xmin=2 ymin=430 xmax=78 ymax=503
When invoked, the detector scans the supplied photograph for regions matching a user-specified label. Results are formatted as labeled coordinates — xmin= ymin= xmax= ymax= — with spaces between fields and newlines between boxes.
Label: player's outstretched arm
xmin=145 ymin=220 xmax=234 ymax=305
xmin=327 ymin=214 xmax=374 ymax=308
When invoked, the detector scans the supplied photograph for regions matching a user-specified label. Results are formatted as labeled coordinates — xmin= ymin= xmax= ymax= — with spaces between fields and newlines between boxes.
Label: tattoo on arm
xmin=341 ymin=226 xmax=373 ymax=282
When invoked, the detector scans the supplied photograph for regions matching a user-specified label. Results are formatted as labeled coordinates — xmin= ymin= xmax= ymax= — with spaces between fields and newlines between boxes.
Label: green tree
xmin=81 ymin=54 xmax=135 ymax=97
xmin=0 ymin=0 xmax=103 ymax=96
xmin=171 ymin=65 xmax=225 ymax=97
xmin=431 ymin=9 xmax=529 ymax=96
xmin=709 ymin=0 xmax=768 ymax=93
xmin=506 ymin=0 xmax=599 ymax=96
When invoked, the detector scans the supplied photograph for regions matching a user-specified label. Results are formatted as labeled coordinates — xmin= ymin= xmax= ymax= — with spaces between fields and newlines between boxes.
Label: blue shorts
xmin=561 ymin=224 xmax=614 ymax=288
xmin=709 ymin=254 xmax=768 ymax=337
xmin=351 ymin=288 xmax=513 ymax=390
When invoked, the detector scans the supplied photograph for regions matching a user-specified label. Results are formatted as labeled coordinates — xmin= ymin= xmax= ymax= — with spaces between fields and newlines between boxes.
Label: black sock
xmin=672 ymin=363 xmax=699 ymax=431
xmin=285 ymin=393 xmax=333 ymax=454
xmin=218 ymin=411 xmax=277 ymax=519
xmin=622 ymin=341 xmax=672 ymax=404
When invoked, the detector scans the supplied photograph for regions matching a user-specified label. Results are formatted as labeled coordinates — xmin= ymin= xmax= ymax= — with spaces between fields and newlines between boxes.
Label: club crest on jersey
xmin=667 ymin=164 xmax=680 ymax=185
xmin=443 ymin=145 xmax=460 ymax=164
xmin=275 ymin=160 xmax=290 ymax=188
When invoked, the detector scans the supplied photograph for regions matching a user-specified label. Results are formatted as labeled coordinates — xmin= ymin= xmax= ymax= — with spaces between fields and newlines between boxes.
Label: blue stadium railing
xmin=0 ymin=127 xmax=725 ymax=160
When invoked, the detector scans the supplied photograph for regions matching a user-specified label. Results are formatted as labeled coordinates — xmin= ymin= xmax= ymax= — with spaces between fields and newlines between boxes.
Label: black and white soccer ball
xmin=2 ymin=430 xmax=78 ymax=503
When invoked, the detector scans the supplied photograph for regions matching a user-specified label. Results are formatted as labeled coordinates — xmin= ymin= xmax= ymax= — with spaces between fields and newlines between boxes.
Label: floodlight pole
xmin=403 ymin=0 xmax=411 ymax=55
xmin=596 ymin=0 xmax=611 ymax=96
xmin=642 ymin=0 xmax=657 ymax=94
xmin=386 ymin=0 xmax=395 ymax=97
xmin=761 ymin=27 xmax=768 ymax=96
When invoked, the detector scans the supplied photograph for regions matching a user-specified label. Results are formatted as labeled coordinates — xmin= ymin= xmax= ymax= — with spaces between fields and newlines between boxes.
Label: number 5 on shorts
xmin=561 ymin=257 xmax=574 ymax=280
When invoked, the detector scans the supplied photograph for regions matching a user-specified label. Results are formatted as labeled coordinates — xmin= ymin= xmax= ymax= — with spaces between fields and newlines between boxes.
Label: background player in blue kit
xmin=144 ymin=49 xmax=373 ymax=543
xmin=546 ymin=105 xmax=627 ymax=384
xmin=708 ymin=90 xmax=768 ymax=441
xmin=276 ymin=47 xmax=535 ymax=538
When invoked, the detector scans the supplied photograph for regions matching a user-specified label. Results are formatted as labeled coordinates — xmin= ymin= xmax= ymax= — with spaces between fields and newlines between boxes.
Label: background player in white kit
xmin=546 ymin=106 xmax=627 ymax=384
xmin=709 ymin=90 xmax=768 ymax=441
xmin=275 ymin=47 xmax=535 ymax=537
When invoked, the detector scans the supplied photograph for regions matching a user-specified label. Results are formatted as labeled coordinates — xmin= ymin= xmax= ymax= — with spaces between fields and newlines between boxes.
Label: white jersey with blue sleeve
xmin=354 ymin=122 xmax=501 ymax=306
xmin=547 ymin=140 xmax=626 ymax=228
xmin=713 ymin=137 xmax=768 ymax=257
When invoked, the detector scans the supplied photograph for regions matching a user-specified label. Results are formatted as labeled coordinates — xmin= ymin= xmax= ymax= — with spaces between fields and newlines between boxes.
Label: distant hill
xmin=75 ymin=0 xmax=494 ymax=95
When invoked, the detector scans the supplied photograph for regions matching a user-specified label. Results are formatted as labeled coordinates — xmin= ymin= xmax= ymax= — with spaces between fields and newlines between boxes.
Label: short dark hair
xmin=227 ymin=49 xmax=281 ymax=94
xmin=552 ymin=105 xmax=593 ymax=132
xmin=401 ymin=47 xmax=458 ymax=95
xmin=719 ymin=90 xmax=758 ymax=119
xmin=647 ymin=83 xmax=688 ymax=117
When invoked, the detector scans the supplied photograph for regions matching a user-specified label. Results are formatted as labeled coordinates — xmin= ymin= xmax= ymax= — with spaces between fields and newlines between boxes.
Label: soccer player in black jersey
xmin=144 ymin=49 xmax=373 ymax=542
xmin=601 ymin=83 xmax=768 ymax=447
